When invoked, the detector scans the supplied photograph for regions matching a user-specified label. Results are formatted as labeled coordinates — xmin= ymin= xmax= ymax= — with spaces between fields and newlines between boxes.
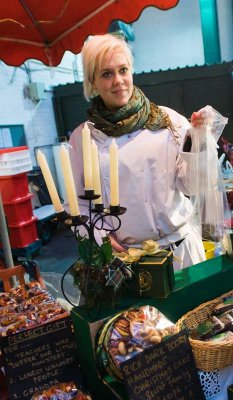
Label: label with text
xmin=121 ymin=330 xmax=205 ymax=400
xmin=1 ymin=316 xmax=83 ymax=400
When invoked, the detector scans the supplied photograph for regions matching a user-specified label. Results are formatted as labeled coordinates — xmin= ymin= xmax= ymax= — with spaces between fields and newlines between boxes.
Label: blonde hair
xmin=81 ymin=34 xmax=134 ymax=101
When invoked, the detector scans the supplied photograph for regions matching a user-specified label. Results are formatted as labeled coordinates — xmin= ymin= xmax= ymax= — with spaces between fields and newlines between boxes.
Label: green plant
xmin=77 ymin=234 xmax=113 ymax=268
xmin=71 ymin=235 xmax=114 ymax=307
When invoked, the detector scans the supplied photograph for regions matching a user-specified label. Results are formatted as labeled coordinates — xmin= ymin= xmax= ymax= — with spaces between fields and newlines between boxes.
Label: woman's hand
xmin=185 ymin=107 xmax=211 ymax=151
xmin=108 ymin=234 xmax=127 ymax=253
xmin=188 ymin=106 xmax=216 ymax=151
xmin=191 ymin=106 xmax=213 ymax=128
xmin=191 ymin=110 xmax=205 ymax=127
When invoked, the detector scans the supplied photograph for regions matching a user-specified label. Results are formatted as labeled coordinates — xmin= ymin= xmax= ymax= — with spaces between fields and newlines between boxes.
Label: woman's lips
xmin=112 ymin=89 xmax=126 ymax=95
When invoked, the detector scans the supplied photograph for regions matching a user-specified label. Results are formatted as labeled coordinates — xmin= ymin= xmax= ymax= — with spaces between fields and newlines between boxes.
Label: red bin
xmin=0 ymin=173 xmax=29 ymax=202
xmin=7 ymin=217 xmax=38 ymax=248
xmin=3 ymin=193 xmax=34 ymax=225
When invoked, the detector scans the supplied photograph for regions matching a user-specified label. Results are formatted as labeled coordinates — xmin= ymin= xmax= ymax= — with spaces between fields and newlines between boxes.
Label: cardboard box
xmin=132 ymin=250 xmax=174 ymax=298
xmin=71 ymin=308 xmax=118 ymax=400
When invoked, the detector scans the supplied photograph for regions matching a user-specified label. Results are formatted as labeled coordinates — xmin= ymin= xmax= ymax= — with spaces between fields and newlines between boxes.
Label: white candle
xmin=82 ymin=123 xmax=93 ymax=190
xmin=60 ymin=144 xmax=80 ymax=216
xmin=91 ymin=140 xmax=103 ymax=205
xmin=36 ymin=150 xmax=63 ymax=213
xmin=109 ymin=139 xmax=119 ymax=206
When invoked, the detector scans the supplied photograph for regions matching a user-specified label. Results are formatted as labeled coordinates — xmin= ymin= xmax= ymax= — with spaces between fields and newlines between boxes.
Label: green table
xmin=71 ymin=255 xmax=233 ymax=400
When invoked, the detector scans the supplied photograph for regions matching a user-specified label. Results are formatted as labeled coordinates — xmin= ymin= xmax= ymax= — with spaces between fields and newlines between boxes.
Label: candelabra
xmin=58 ymin=190 xmax=127 ymax=315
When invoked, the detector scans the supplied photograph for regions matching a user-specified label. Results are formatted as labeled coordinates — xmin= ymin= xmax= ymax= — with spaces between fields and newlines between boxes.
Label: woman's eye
xmin=102 ymin=71 xmax=112 ymax=78
xmin=120 ymin=67 xmax=128 ymax=74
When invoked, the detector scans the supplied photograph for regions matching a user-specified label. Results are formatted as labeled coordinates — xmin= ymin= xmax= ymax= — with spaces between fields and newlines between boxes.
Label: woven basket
xmin=176 ymin=290 xmax=233 ymax=371
xmin=96 ymin=310 xmax=124 ymax=380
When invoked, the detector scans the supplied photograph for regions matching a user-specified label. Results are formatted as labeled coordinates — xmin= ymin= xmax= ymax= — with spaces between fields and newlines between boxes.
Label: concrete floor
xmin=34 ymin=224 xmax=81 ymax=306
xmin=35 ymin=224 xmax=78 ymax=275
xmin=0 ymin=222 xmax=81 ymax=302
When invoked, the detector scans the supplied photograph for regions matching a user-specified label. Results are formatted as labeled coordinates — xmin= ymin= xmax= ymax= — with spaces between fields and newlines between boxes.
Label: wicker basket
xmin=176 ymin=289 xmax=233 ymax=371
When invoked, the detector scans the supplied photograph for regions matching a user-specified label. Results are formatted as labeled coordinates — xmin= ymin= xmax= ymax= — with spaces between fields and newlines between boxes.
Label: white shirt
xmin=68 ymin=106 xmax=201 ymax=249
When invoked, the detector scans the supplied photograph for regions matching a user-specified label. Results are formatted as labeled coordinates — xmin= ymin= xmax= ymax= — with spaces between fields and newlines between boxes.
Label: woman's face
xmin=92 ymin=51 xmax=133 ymax=110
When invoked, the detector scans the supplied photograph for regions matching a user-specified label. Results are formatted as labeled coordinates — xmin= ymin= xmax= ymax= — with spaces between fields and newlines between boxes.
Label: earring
xmin=93 ymin=89 xmax=99 ymax=96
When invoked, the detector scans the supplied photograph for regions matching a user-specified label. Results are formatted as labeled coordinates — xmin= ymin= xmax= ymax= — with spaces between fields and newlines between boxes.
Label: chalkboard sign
xmin=1 ymin=316 xmax=83 ymax=400
xmin=121 ymin=330 xmax=205 ymax=400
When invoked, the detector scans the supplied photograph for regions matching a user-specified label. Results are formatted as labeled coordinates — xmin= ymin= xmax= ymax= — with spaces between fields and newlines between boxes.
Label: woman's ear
xmin=91 ymin=79 xmax=99 ymax=97
xmin=92 ymin=88 xmax=99 ymax=97
xmin=91 ymin=78 xmax=96 ymax=90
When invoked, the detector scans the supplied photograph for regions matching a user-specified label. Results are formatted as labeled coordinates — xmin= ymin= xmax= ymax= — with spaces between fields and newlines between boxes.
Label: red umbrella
xmin=0 ymin=0 xmax=179 ymax=66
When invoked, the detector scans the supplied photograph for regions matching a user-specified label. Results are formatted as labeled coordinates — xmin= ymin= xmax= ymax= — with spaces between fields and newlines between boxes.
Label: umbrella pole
xmin=0 ymin=192 xmax=14 ymax=269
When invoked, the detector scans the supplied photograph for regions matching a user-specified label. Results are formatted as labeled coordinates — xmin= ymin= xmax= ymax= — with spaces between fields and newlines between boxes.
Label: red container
xmin=0 ymin=173 xmax=29 ymax=201
xmin=3 ymin=193 xmax=34 ymax=225
xmin=0 ymin=146 xmax=28 ymax=155
xmin=8 ymin=217 xmax=38 ymax=248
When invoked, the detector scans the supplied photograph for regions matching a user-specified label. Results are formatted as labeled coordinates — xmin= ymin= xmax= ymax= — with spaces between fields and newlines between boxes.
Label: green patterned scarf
xmin=87 ymin=86 xmax=178 ymax=141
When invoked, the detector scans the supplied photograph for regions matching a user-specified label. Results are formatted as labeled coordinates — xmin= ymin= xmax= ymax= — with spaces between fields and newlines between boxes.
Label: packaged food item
xmin=204 ymin=331 xmax=233 ymax=342
xmin=216 ymin=311 xmax=233 ymax=330
xmin=9 ymin=284 xmax=29 ymax=302
xmin=96 ymin=305 xmax=178 ymax=380
xmin=31 ymin=382 xmax=92 ymax=400
xmin=23 ymin=292 xmax=52 ymax=306
xmin=214 ymin=296 xmax=233 ymax=315
xmin=0 ymin=313 xmax=24 ymax=327
xmin=37 ymin=304 xmax=63 ymax=323
xmin=0 ymin=304 xmax=17 ymax=317
xmin=0 ymin=282 xmax=68 ymax=336
xmin=27 ymin=281 xmax=48 ymax=297
xmin=0 ymin=292 xmax=17 ymax=307
xmin=0 ymin=315 xmax=27 ymax=336
xmin=187 ymin=297 xmax=233 ymax=341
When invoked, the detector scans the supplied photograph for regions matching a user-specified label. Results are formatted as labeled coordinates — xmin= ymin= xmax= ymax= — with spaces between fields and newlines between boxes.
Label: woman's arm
xmin=108 ymin=233 xmax=127 ymax=252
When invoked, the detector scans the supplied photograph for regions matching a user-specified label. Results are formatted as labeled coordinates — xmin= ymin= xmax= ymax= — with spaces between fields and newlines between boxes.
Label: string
xmin=0 ymin=0 xmax=70 ymax=29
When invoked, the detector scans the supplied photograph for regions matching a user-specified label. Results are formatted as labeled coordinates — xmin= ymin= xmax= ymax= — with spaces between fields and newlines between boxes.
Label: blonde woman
xmin=68 ymin=34 xmax=226 ymax=270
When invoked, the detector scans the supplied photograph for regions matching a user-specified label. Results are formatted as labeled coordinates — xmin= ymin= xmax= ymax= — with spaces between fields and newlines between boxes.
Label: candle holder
xmin=59 ymin=193 xmax=127 ymax=317
xmin=106 ymin=205 xmax=127 ymax=215
xmin=80 ymin=189 xmax=95 ymax=198
xmin=93 ymin=203 xmax=104 ymax=213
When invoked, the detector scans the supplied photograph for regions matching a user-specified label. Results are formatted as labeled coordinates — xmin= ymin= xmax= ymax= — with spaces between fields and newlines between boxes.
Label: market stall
xmin=1 ymin=2 xmax=233 ymax=400
xmin=1 ymin=119 xmax=233 ymax=400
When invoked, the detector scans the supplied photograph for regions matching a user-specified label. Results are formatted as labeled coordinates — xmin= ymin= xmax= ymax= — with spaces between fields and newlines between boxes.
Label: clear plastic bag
xmin=189 ymin=105 xmax=230 ymax=241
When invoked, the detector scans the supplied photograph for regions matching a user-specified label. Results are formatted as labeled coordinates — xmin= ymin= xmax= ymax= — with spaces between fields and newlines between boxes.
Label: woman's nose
xmin=113 ymin=73 xmax=123 ymax=85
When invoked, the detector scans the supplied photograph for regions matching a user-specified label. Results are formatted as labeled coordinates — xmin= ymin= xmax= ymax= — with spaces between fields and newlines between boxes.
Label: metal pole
xmin=0 ymin=191 xmax=14 ymax=268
